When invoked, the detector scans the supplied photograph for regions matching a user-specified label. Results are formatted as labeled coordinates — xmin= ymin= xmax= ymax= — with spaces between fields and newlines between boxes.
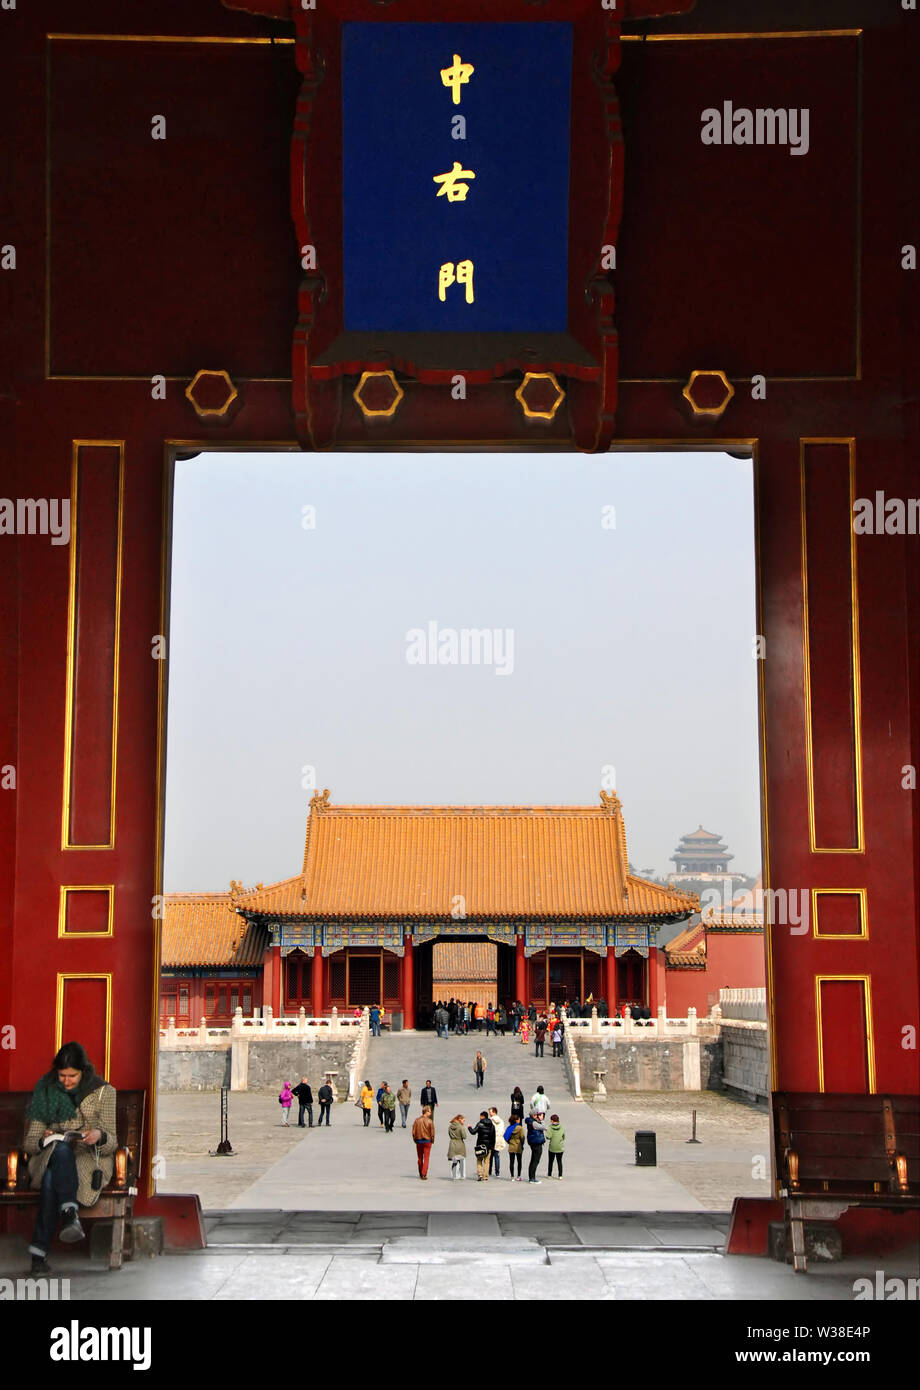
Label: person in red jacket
xmin=411 ymin=1106 xmax=435 ymax=1179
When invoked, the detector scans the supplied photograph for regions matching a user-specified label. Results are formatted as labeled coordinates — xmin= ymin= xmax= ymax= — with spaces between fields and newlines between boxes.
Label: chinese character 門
xmin=439 ymin=260 xmax=475 ymax=304
xmin=433 ymin=162 xmax=476 ymax=203
xmin=441 ymin=54 xmax=474 ymax=105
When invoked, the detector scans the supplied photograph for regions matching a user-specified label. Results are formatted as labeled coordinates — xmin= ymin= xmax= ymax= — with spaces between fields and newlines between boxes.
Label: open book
xmin=41 ymin=1131 xmax=86 ymax=1148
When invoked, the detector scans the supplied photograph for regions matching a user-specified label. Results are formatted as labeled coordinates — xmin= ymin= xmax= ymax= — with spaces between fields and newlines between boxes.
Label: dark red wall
xmin=1 ymin=2 xmax=917 ymax=1221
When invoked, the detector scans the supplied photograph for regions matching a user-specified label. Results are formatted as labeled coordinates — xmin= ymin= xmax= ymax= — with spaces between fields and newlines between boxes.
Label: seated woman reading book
xmin=23 ymin=1040 xmax=117 ymax=1274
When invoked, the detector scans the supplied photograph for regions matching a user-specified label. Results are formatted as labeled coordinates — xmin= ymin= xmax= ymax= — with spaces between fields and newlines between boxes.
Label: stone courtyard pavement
xmin=156 ymin=1030 xmax=770 ymax=1211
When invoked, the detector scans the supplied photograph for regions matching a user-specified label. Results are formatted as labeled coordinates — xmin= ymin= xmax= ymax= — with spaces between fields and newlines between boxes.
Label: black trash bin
xmin=635 ymin=1130 xmax=657 ymax=1166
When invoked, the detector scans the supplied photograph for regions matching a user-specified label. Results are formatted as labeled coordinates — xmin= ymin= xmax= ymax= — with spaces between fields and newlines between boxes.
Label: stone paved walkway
xmin=216 ymin=1029 xmax=709 ymax=1211
xmin=3 ymin=1233 xmax=917 ymax=1303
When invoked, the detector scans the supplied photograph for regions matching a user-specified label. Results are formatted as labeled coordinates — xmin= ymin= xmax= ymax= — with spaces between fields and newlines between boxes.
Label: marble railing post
xmin=166 ymin=1016 xmax=176 ymax=1046
xmin=591 ymin=1006 xmax=600 ymax=1037
xmin=688 ymin=1006 xmax=698 ymax=1037
xmin=198 ymin=1017 xmax=208 ymax=1043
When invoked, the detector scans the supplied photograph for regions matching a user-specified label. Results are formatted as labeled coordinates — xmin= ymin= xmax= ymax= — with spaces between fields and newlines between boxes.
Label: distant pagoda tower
xmin=669 ymin=826 xmax=733 ymax=878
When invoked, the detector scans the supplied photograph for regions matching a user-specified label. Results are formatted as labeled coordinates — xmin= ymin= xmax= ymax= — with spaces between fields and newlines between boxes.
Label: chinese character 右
xmin=441 ymin=54 xmax=474 ymax=105
xmin=439 ymin=260 xmax=475 ymax=304
xmin=433 ymin=162 xmax=476 ymax=203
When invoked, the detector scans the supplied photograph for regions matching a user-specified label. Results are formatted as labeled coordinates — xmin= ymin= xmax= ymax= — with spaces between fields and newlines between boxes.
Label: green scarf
xmin=28 ymin=1070 xmax=108 ymax=1126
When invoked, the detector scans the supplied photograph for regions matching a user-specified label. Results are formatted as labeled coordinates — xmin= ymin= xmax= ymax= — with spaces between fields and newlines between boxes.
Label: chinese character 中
xmin=441 ymin=54 xmax=474 ymax=105
xmin=439 ymin=260 xmax=475 ymax=304
xmin=433 ymin=162 xmax=476 ymax=203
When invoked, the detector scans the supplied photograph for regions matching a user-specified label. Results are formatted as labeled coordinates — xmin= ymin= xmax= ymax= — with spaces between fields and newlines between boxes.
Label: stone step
xmin=381 ymin=1236 xmax=547 ymax=1265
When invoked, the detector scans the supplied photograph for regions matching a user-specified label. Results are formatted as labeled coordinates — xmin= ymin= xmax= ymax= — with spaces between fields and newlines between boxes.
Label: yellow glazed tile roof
xmin=234 ymin=791 xmax=699 ymax=922
xmin=162 ymin=892 xmax=268 ymax=967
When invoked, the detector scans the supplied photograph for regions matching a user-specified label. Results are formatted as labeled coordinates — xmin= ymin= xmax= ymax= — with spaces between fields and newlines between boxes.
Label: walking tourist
xmin=531 ymin=1085 xmax=550 ymax=1115
xmin=520 ymin=1015 xmax=531 ymax=1046
xmin=527 ymin=1002 xmax=537 ymax=1023
xmin=382 ymin=1083 xmax=397 ymax=1132
xmin=448 ymin=999 xmax=458 ymax=1034
xmin=496 ymin=1004 xmax=508 ymax=1036
xmin=511 ymin=1001 xmax=523 ymax=1035
xmin=369 ymin=1004 xmax=382 ymax=1038
xmin=468 ymin=1110 xmax=495 ymax=1182
xmin=551 ymin=1022 xmax=563 ymax=1058
xmin=23 ymin=1040 xmax=117 ymax=1275
xmin=279 ymin=1080 xmax=293 ymax=1125
xmin=525 ymin=1111 xmax=546 ymax=1184
xmin=461 ymin=1003 xmax=470 ymax=1035
xmin=534 ymin=1018 xmax=547 ymax=1058
xmin=376 ymin=1081 xmax=387 ymax=1127
xmin=510 ymin=1085 xmax=525 ymax=1120
xmin=447 ymin=1114 xmax=467 ymax=1180
xmin=547 ymin=1114 xmax=566 ymax=1179
xmin=485 ymin=1003 xmax=496 ymax=1036
xmin=397 ymin=1079 xmax=411 ymax=1128
xmin=420 ymin=1079 xmax=438 ymax=1119
xmin=292 ymin=1076 xmax=313 ymax=1127
xmin=317 ymin=1079 xmax=333 ymax=1126
xmin=473 ymin=1051 xmax=486 ymax=1089
xmin=359 ymin=1079 xmax=374 ymax=1127
xmin=504 ymin=1114 xmax=524 ymax=1181
xmin=488 ymin=1106 xmax=506 ymax=1177
xmin=434 ymin=1002 xmax=449 ymax=1039
xmin=474 ymin=1002 xmax=485 ymax=1032
xmin=412 ymin=1106 xmax=435 ymax=1180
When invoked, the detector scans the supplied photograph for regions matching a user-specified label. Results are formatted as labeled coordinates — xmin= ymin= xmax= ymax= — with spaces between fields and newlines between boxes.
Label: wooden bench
xmin=1 ymin=1089 xmax=145 ymax=1270
xmin=773 ymin=1092 xmax=920 ymax=1272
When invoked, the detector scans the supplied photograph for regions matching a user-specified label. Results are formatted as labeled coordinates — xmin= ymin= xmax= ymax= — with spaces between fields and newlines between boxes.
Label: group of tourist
xmin=431 ymin=999 xmax=571 ymax=1056
xmin=418 ymin=1084 xmax=565 ymax=1183
xmin=349 ymin=1072 xmax=566 ymax=1184
xmin=278 ymin=1077 xmax=334 ymax=1126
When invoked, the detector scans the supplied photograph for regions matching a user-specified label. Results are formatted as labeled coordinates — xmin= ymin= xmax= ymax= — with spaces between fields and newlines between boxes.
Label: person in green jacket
xmin=547 ymin=1113 xmax=566 ymax=1179
xmin=382 ymin=1083 xmax=397 ymax=1132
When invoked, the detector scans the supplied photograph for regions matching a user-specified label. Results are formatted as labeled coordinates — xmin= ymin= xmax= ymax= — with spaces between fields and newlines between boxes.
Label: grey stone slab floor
xmin=2 ymin=1233 xmax=917 ymax=1302
xmin=162 ymin=1031 xmax=715 ymax=1211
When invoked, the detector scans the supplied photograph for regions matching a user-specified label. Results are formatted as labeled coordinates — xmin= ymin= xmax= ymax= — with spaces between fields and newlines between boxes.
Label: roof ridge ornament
xmin=599 ymin=788 xmax=621 ymax=815
xmin=310 ymin=787 xmax=331 ymax=814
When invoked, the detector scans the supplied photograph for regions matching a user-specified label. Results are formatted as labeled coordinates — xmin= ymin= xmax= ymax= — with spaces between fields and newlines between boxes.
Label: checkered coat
xmin=23 ymin=1083 xmax=117 ymax=1207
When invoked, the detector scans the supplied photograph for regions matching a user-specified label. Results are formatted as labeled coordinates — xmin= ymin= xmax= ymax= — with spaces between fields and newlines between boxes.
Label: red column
xmin=270 ymin=944 xmax=282 ymax=1016
xmin=605 ymin=949 xmax=617 ymax=1011
xmin=515 ymin=934 xmax=526 ymax=1002
xmin=649 ymin=946 xmax=665 ymax=1015
xmin=402 ymin=935 xmax=415 ymax=1030
xmin=311 ymin=949 xmax=324 ymax=1017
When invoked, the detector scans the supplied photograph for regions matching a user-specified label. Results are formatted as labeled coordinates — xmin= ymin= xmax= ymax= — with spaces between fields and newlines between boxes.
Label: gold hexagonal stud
xmin=515 ymin=371 xmax=565 ymax=422
xmin=682 ymin=369 xmax=735 ymax=419
xmin=353 ymin=370 xmax=404 ymax=420
xmin=184 ymin=369 xmax=239 ymax=420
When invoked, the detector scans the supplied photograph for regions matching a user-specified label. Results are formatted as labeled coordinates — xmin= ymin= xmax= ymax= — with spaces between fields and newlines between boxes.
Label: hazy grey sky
xmin=163 ymin=450 xmax=761 ymax=892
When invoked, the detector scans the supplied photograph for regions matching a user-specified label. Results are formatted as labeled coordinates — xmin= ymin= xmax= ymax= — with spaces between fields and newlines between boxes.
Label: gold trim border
xmin=800 ymin=438 xmax=864 ymax=854
xmin=56 ymin=973 xmax=113 ymax=1078
xmin=811 ymin=887 xmax=868 ymax=942
xmin=61 ymin=441 xmax=125 ymax=851
xmin=58 ymin=886 xmax=115 ymax=939
xmin=815 ymin=974 xmax=875 ymax=1094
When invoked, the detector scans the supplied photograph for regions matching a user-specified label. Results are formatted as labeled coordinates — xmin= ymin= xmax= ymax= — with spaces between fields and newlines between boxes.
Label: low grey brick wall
xmin=721 ymin=1022 xmax=769 ymax=1102
xmin=574 ymin=1037 xmax=720 ymax=1091
xmin=158 ymin=1048 xmax=231 ymax=1092
xmin=245 ymin=1038 xmax=356 ymax=1092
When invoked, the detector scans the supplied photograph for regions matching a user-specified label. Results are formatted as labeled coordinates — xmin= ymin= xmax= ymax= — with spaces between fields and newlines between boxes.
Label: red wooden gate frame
xmin=1 ymin=0 xmax=917 ymax=1254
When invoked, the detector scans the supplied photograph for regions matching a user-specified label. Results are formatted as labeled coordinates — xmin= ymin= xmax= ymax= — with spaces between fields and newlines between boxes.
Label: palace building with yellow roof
xmin=159 ymin=791 xmax=766 ymax=1029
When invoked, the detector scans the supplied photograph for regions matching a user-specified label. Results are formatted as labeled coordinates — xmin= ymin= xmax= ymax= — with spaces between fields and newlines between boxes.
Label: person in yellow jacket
xmin=358 ymin=1080 xmax=374 ymax=1128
